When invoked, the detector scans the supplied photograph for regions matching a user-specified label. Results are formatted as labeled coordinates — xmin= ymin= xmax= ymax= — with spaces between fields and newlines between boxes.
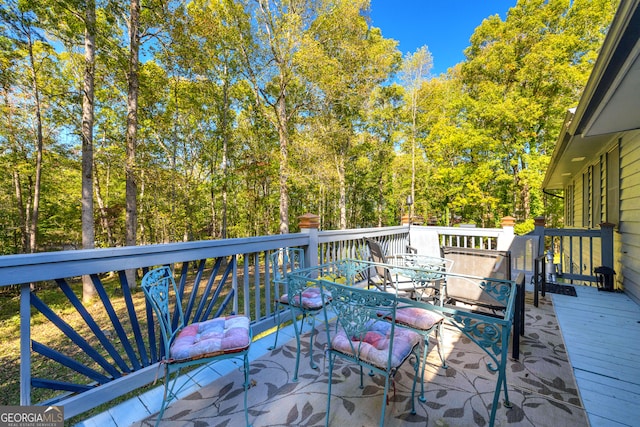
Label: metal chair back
xmin=315 ymin=278 xmax=421 ymax=427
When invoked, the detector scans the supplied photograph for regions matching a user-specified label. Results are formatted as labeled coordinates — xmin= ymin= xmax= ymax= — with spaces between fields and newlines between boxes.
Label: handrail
xmin=429 ymin=225 xmax=503 ymax=250
xmin=542 ymin=227 xmax=604 ymax=284
xmin=0 ymin=234 xmax=310 ymax=286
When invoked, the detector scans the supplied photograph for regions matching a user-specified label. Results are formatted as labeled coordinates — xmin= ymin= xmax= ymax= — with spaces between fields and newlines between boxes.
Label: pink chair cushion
xmin=331 ymin=321 xmax=421 ymax=369
xmin=395 ymin=307 xmax=444 ymax=331
xmin=279 ymin=287 xmax=327 ymax=309
xmin=170 ymin=315 xmax=250 ymax=361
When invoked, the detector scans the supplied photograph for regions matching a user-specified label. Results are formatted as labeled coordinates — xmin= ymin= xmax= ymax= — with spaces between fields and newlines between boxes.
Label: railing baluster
xmin=265 ymin=251 xmax=273 ymax=321
xmin=58 ymin=278 xmax=131 ymax=372
xmin=243 ymin=253 xmax=251 ymax=320
xmin=20 ymin=282 xmax=31 ymax=406
xmin=117 ymin=271 xmax=146 ymax=369
xmin=184 ymin=259 xmax=207 ymax=323
xmin=30 ymin=294 xmax=123 ymax=378
xmin=249 ymin=253 xmax=258 ymax=319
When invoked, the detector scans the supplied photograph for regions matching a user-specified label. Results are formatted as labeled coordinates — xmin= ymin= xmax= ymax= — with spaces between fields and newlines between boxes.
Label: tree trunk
xmin=411 ymin=99 xmax=417 ymax=220
xmin=21 ymin=33 xmax=44 ymax=253
xmin=377 ymin=172 xmax=384 ymax=227
xmin=82 ymin=0 xmax=97 ymax=301
xmin=338 ymin=153 xmax=346 ymax=230
xmin=12 ymin=170 xmax=26 ymax=252
xmin=94 ymin=161 xmax=114 ymax=246
xmin=2 ymin=85 xmax=27 ymax=252
xmin=221 ymin=63 xmax=230 ymax=238
xmin=24 ymin=30 xmax=43 ymax=254
xmin=276 ymin=93 xmax=289 ymax=234
xmin=125 ymin=0 xmax=140 ymax=287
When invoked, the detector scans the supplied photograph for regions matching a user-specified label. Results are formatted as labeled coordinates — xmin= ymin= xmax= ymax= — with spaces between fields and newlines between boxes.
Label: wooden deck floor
xmin=552 ymin=285 xmax=640 ymax=427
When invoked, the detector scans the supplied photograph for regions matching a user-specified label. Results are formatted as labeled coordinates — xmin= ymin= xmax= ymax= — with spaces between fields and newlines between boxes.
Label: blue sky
xmin=370 ymin=0 xmax=517 ymax=76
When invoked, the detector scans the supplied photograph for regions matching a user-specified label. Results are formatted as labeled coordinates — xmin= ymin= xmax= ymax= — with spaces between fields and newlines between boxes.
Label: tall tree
xmin=460 ymin=0 xmax=617 ymax=223
xmin=175 ymin=0 xmax=247 ymax=239
xmin=238 ymin=0 xmax=315 ymax=234
xmin=81 ymin=0 xmax=97 ymax=300
xmin=301 ymin=0 xmax=400 ymax=229
xmin=400 ymin=46 xmax=432 ymax=219
xmin=125 ymin=0 xmax=140 ymax=255
xmin=0 ymin=4 xmax=52 ymax=253
xmin=365 ymin=84 xmax=404 ymax=226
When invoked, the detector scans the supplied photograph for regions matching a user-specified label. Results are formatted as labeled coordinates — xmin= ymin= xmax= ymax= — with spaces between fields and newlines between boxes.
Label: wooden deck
xmin=552 ymin=285 xmax=640 ymax=427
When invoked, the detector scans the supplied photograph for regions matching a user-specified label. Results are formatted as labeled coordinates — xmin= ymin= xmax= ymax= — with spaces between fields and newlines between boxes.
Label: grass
xmin=0 ymin=277 xmax=149 ymax=407
xmin=0 ymin=263 xmax=263 ymax=426
xmin=0 ymin=277 xmax=167 ymax=426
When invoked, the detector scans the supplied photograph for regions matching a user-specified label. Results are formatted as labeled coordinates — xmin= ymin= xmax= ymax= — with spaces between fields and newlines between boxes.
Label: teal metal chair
xmin=366 ymin=238 xmax=454 ymax=301
xmin=269 ymin=247 xmax=329 ymax=381
xmin=316 ymin=279 xmax=421 ymax=427
xmin=366 ymin=239 xmax=450 ymax=402
xmin=141 ymin=266 xmax=252 ymax=427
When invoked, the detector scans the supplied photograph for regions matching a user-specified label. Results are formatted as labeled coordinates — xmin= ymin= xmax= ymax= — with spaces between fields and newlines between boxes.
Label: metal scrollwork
xmin=478 ymin=280 xmax=512 ymax=305
xmin=451 ymin=314 xmax=504 ymax=372
xmin=322 ymin=282 xmax=394 ymax=348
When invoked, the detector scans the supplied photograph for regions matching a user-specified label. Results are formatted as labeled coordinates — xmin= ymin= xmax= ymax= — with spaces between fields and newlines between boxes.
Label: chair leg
xmin=291 ymin=307 xmax=302 ymax=382
xmin=380 ymin=376 xmax=390 ymax=427
xmin=243 ymin=352 xmax=252 ymax=427
xmin=308 ymin=314 xmax=317 ymax=370
xmin=325 ymin=354 xmax=336 ymax=427
xmin=418 ymin=324 xmax=447 ymax=403
xmin=166 ymin=366 xmax=185 ymax=404
xmin=502 ymin=373 xmax=511 ymax=408
xmin=419 ymin=337 xmax=428 ymax=402
xmin=410 ymin=351 xmax=419 ymax=415
xmin=154 ymin=365 xmax=172 ymax=427
xmin=437 ymin=322 xmax=448 ymax=369
xmin=269 ymin=301 xmax=283 ymax=351
xmin=489 ymin=370 xmax=509 ymax=427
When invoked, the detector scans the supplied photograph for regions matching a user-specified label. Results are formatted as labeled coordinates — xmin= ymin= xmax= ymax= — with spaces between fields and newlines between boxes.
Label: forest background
xmin=0 ymin=0 xmax=618 ymax=256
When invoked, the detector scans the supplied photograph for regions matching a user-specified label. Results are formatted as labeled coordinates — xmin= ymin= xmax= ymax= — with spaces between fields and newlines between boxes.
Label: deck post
xmin=498 ymin=216 xmax=516 ymax=251
xmin=533 ymin=216 xmax=546 ymax=257
xmin=600 ymin=222 xmax=615 ymax=270
xmin=20 ymin=282 xmax=31 ymax=405
xmin=299 ymin=213 xmax=320 ymax=269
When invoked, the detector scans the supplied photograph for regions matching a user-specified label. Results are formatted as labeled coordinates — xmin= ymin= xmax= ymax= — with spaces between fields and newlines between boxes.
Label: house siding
xmin=575 ymin=178 xmax=583 ymax=226
xmin=560 ymin=134 xmax=636 ymax=293
xmin=561 ymin=167 xmax=603 ymax=283
xmin=619 ymin=130 xmax=640 ymax=303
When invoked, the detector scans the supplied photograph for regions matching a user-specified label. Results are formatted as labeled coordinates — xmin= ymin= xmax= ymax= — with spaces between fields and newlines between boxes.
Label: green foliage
xmin=415 ymin=0 xmax=616 ymax=227
xmin=0 ymin=0 xmax=619 ymax=251
xmin=514 ymin=218 xmax=535 ymax=236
